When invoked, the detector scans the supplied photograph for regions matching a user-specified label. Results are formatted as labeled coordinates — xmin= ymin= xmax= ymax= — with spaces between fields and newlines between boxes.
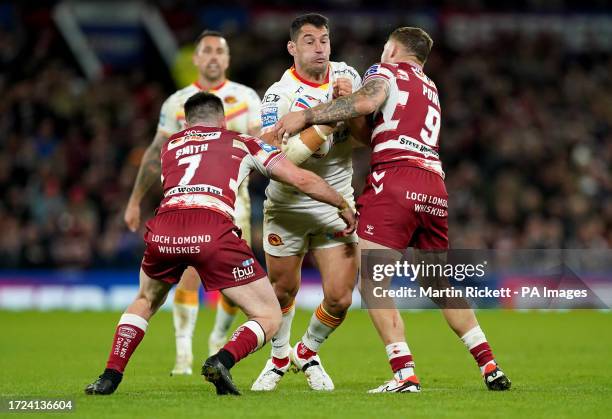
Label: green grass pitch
xmin=1 ymin=309 xmax=610 ymax=418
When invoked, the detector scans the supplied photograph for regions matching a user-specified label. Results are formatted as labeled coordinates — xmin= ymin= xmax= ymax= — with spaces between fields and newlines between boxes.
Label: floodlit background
xmin=0 ymin=1 xmax=610 ymax=310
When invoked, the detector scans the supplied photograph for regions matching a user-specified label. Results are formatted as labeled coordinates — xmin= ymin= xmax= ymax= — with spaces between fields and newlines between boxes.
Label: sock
xmin=216 ymin=349 xmax=236 ymax=370
xmin=209 ymin=294 xmax=239 ymax=342
xmin=105 ymin=313 xmax=148 ymax=373
xmin=173 ymin=289 xmax=199 ymax=362
xmin=461 ymin=325 xmax=496 ymax=374
xmin=270 ymin=301 xmax=295 ymax=361
xmin=298 ymin=303 xmax=345 ymax=357
xmin=222 ymin=320 xmax=266 ymax=365
xmin=272 ymin=356 xmax=290 ymax=368
xmin=386 ymin=342 xmax=415 ymax=380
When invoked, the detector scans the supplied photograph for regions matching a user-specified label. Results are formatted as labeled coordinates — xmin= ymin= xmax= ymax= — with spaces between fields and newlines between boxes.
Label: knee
xmin=271 ymin=278 xmax=299 ymax=307
xmin=257 ymin=307 xmax=282 ymax=341
xmin=324 ymin=290 xmax=353 ymax=316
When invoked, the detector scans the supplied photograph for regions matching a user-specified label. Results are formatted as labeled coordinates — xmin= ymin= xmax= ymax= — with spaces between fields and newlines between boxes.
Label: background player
xmin=250 ymin=13 xmax=362 ymax=392
xmin=275 ymin=27 xmax=512 ymax=393
xmin=124 ymin=30 xmax=261 ymax=376
xmin=85 ymin=92 xmax=356 ymax=396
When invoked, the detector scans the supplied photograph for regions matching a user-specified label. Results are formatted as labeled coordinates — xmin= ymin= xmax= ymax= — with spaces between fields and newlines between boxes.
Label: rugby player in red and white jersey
xmin=85 ymin=92 xmax=356 ymax=396
xmin=276 ymin=27 xmax=511 ymax=393
xmin=124 ymin=30 xmax=261 ymax=376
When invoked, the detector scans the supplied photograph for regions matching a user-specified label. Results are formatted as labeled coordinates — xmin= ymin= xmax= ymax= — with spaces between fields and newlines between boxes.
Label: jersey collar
xmin=193 ymin=79 xmax=228 ymax=92
xmin=289 ymin=65 xmax=329 ymax=88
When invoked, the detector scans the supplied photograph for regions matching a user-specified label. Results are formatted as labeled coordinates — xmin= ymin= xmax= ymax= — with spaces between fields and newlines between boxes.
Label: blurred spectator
xmin=0 ymin=3 xmax=610 ymax=269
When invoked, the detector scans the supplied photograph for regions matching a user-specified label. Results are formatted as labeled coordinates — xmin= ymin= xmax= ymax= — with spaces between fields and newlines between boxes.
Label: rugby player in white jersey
xmin=276 ymin=27 xmax=511 ymax=393
xmin=123 ymin=30 xmax=261 ymax=376
xmin=251 ymin=13 xmax=362 ymax=392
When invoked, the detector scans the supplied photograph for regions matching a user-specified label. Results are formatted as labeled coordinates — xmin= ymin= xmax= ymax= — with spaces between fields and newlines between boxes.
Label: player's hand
xmin=275 ymin=111 xmax=308 ymax=142
xmin=337 ymin=204 xmax=357 ymax=237
xmin=124 ymin=200 xmax=141 ymax=232
xmin=333 ymin=77 xmax=353 ymax=98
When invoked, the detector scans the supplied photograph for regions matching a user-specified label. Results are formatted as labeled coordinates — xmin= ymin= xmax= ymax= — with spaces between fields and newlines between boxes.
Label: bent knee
xmin=272 ymin=281 xmax=299 ymax=307
xmin=324 ymin=291 xmax=353 ymax=314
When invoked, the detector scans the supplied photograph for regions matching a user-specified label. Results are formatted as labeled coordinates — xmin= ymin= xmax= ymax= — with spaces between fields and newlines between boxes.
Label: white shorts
xmin=234 ymin=178 xmax=251 ymax=245
xmin=263 ymin=202 xmax=358 ymax=257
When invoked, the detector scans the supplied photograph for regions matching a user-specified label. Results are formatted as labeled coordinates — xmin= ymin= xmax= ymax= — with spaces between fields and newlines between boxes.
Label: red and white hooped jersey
xmin=363 ymin=61 xmax=444 ymax=179
xmin=159 ymin=126 xmax=284 ymax=219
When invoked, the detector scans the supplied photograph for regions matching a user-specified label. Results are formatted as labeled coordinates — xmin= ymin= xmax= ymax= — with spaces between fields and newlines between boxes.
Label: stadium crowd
xmin=0 ymin=7 xmax=610 ymax=269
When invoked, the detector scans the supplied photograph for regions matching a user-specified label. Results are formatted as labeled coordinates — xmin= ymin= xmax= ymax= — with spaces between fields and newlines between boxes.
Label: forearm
xmin=303 ymin=79 xmax=388 ymax=125
xmin=303 ymin=95 xmax=367 ymax=125
xmin=128 ymin=137 xmax=164 ymax=204
xmin=292 ymin=169 xmax=346 ymax=209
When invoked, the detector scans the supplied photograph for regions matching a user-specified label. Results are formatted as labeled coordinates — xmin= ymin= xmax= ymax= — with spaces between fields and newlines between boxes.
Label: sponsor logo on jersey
xmin=255 ymin=139 xmax=278 ymax=153
xmin=224 ymin=95 xmax=237 ymax=104
xmin=242 ymin=258 xmax=254 ymax=267
xmin=333 ymin=68 xmax=358 ymax=79
xmin=164 ymin=184 xmax=223 ymax=197
xmin=365 ymin=224 xmax=375 ymax=235
xmin=263 ymin=93 xmax=281 ymax=103
xmin=364 ymin=64 xmax=379 ymax=78
xmin=118 ymin=326 xmax=137 ymax=339
xmin=261 ymin=106 xmax=278 ymax=127
xmin=294 ymin=97 xmax=312 ymax=109
xmin=232 ymin=265 xmax=255 ymax=281
xmin=267 ymin=233 xmax=283 ymax=246
xmin=293 ymin=94 xmax=321 ymax=111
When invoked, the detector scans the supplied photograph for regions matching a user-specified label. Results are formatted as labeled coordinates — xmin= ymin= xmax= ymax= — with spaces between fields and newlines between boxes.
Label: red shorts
xmin=141 ymin=208 xmax=266 ymax=291
xmin=356 ymin=165 xmax=449 ymax=250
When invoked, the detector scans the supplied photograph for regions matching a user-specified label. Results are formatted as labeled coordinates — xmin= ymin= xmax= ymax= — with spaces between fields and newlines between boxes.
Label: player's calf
xmin=85 ymin=271 xmax=170 ymax=395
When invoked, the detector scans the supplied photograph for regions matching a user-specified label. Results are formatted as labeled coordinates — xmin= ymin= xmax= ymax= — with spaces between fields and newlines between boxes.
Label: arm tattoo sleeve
xmin=304 ymin=79 xmax=389 ymax=124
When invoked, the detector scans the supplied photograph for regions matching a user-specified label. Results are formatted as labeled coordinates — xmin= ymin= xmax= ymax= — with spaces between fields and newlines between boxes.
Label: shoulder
xmin=330 ymin=61 xmax=360 ymax=81
xmin=227 ymin=81 xmax=260 ymax=99
xmin=163 ymin=84 xmax=199 ymax=107
xmin=363 ymin=63 xmax=397 ymax=81
xmin=236 ymin=134 xmax=279 ymax=154
xmin=264 ymin=76 xmax=293 ymax=96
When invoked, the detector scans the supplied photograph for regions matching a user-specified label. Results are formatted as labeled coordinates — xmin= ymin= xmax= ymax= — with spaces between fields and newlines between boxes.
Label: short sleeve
xmin=157 ymin=95 xmax=182 ymax=136
xmin=245 ymin=88 xmax=262 ymax=132
xmin=240 ymin=135 xmax=286 ymax=177
xmin=260 ymin=85 xmax=291 ymax=134
xmin=362 ymin=63 xmax=394 ymax=86
xmin=346 ymin=65 xmax=362 ymax=92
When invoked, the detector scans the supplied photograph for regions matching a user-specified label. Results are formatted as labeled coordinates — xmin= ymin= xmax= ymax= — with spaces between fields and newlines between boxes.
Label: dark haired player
xmin=276 ymin=27 xmax=511 ymax=393
xmin=124 ymin=30 xmax=261 ymax=376
xmin=86 ymin=92 xmax=355 ymax=396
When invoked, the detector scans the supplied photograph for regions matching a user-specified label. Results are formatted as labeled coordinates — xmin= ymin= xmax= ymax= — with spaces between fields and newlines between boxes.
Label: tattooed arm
xmin=307 ymin=79 xmax=389 ymax=124
xmin=124 ymin=130 xmax=168 ymax=231
xmin=275 ymin=79 xmax=390 ymax=139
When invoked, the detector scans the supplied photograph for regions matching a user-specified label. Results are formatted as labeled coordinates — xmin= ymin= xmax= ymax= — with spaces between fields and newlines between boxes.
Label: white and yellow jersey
xmin=261 ymin=62 xmax=361 ymax=208
xmin=157 ymin=80 xmax=261 ymax=243
xmin=158 ymin=80 xmax=261 ymax=136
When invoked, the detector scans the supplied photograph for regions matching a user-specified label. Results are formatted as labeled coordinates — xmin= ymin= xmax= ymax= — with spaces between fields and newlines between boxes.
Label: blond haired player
xmin=250 ymin=13 xmax=361 ymax=392
xmin=124 ymin=30 xmax=261 ymax=376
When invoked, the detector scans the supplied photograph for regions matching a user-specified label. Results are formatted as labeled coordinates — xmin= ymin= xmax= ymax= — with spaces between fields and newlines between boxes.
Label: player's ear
xmin=287 ymin=41 xmax=296 ymax=57
xmin=389 ymin=42 xmax=400 ymax=61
